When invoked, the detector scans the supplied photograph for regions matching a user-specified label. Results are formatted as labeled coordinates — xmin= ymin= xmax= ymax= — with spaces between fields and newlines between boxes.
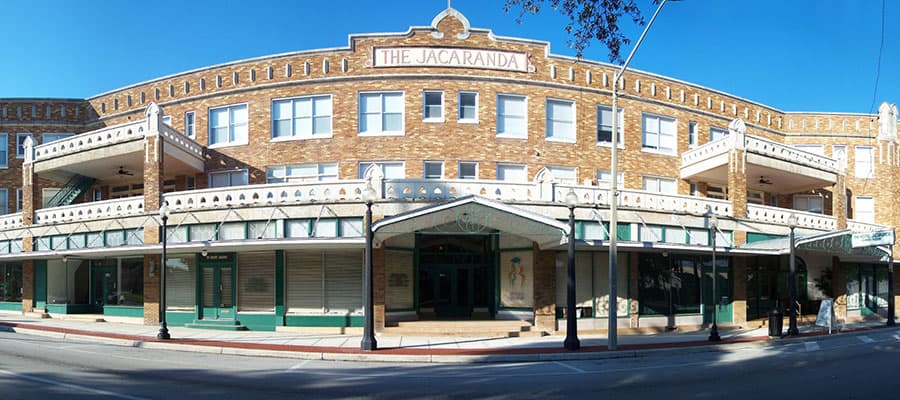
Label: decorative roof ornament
xmin=430 ymin=5 xmax=471 ymax=39
xmin=877 ymin=101 xmax=898 ymax=142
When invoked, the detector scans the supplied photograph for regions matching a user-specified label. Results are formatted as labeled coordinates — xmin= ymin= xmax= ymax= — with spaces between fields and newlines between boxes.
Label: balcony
xmin=681 ymin=134 xmax=841 ymax=193
xmin=31 ymin=117 xmax=205 ymax=184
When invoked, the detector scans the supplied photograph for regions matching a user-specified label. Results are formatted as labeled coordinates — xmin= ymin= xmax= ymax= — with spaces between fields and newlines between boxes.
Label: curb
xmin=1 ymin=321 xmax=896 ymax=364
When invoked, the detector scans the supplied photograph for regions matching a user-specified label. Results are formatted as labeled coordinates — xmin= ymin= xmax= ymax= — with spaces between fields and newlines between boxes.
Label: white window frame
xmin=641 ymin=113 xmax=677 ymax=155
xmin=596 ymin=170 xmax=624 ymax=189
xmin=358 ymin=91 xmax=405 ymax=136
xmin=266 ymin=163 xmax=338 ymax=183
xmin=854 ymin=196 xmax=875 ymax=223
xmin=16 ymin=133 xmax=33 ymax=159
xmin=271 ymin=94 xmax=333 ymax=140
xmin=496 ymin=94 xmax=527 ymax=139
xmin=358 ymin=161 xmax=405 ymax=179
xmin=793 ymin=194 xmax=824 ymax=214
xmin=423 ymin=161 xmax=444 ymax=179
xmin=707 ymin=185 xmax=728 ymax=200
xmin=459 ymin=161 xmax=478 ymax=179
xmin=16 ymin=188 xmax=22 ymax=212
xmin=423 ymin=91 xmax=444 ymax=123
xmin=458 ymin=91 xmax=478 ymax=124
xmin=688 ymin=121 xmax=697 ymax=148
xmin=597 ymin=105 xmax=624 ymax=147
xmin=642 ymin=175 xmax=677 ymax=194
xmin=496 ymin=163 xmax=527 ymax=182
xmin=184 ymin=111 xmax=195 ymax=139
xmin=545 ymin=98 xmax=576 ymax=142
xmin=854 ymin=146 xmax=875 ymax=179
xmin=208 ymin=103 xmax=249 ymax=148
xmin=208 ymin=169 xmax=249 ymax=188
xmin=832 ymin=145 xmax=848 ymax=170
xmin=546 ymin=166 xmax=577 ymax=185
xmin=709 ymin=126 xmax=728 ymax=141
xmin=0 ymin=134 xmax=7 ymax=169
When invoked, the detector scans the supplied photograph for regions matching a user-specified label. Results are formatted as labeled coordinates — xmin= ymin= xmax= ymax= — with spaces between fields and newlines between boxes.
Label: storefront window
xmin=119 ymin=259 xmax=144 ymax=306
xmin=0 ymin=263 xmax=22 ymax=302
xmin=638 ymin=254 xmax=702 ymax=315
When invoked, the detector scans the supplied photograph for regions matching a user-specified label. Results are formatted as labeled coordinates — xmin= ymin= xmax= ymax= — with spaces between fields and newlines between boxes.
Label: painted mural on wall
xmin=500 ymin=251 xmax=533 ymax=308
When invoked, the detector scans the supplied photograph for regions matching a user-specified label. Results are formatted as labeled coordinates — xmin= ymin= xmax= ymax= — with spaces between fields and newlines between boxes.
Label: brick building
xmin=0 ymin=8 xmax=895 ymax=334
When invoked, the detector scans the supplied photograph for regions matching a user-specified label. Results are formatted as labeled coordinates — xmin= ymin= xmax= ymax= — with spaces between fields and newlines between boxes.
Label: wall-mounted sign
xmin=369 ymin=47 xmax=533 ymax=73
xmin=201 ymin=253 xmax=234 ymax=262
xmin=851 ymin=230 xmax=895 ymax=248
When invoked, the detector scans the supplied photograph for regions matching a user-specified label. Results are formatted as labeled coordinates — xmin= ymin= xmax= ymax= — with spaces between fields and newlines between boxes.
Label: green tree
xmin=504 ymin=0 xmax=660 ymax=63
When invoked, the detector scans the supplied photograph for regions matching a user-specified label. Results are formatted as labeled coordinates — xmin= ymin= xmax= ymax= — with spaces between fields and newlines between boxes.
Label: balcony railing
xmin=159 ymin=124 xmax=204 ymax=159
xmin=0 ymin=213 xmax=23 ymax=231
xmin=34 ymin=197 xmax=145 ymax=225
xmin=383 ymin=179 xmax=537 ymax=202
xmin=847 ymin=220 xmax=891 ymax=233
xmin=33 ymin=119 xmax=147 ymax=162
xmin=681 ymin=134 xmax=841 ymax=175
xmin=556 ymin=184 xmax=732 ymax=217
xmin=745 ymin=204 xmax=837 ymax=231
xmin=163 ymin=180 xmax=370 ymax=212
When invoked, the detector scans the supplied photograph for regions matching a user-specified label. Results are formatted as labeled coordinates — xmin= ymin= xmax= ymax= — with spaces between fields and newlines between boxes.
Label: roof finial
xmin=447 ymin=0 xmax=452 ymax=9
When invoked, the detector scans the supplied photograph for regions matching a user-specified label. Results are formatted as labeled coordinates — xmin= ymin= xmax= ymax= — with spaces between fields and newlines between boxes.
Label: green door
xmin=91 ymin=265 xmax=117 ymax=309
xmin=201 ymin=266 xmax=234 ymax=320
xmin=703 ymin=259 xmax=733 ymax=324
xmin=423 ymin=265 xmax=474 ymax=319
xmin=34 ymin=261 xmax=47 ymax=309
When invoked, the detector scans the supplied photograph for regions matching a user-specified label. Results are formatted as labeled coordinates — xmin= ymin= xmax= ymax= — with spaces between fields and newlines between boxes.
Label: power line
xmin=868 ymin=0 xmax=886 ymax=114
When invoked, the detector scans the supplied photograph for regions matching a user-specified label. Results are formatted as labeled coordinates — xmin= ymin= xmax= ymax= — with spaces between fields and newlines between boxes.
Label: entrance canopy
xmin=739 ymin=229 xmax=891 ymax=259
xmin=372 ymin=195 xmax=569 ymax=249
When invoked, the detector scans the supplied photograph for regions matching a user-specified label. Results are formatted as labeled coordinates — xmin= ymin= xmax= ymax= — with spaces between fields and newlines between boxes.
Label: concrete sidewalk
xmin=0 ymin=312 xmax=894 ymax=363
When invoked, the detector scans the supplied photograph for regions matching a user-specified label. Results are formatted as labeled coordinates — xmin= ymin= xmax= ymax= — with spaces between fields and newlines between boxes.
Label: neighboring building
xmin=0 ymin=8 xmax=896 ymax=333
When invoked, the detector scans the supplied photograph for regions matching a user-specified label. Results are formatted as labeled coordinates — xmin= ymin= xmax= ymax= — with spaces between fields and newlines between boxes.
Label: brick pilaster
xmin=21 ymin=142 xmax=37 ymax=314
xmin=532 ymin=245 xmax=557 ymax=332
xmin=142 ymin=103 xmax=165 ymax=326
xmin=21 ymin=260 xmax=34 ymax=313
xmin=832 ymin=257 xmax=847 ymax=323
xmin=833 ymin=175 xmax=847 ymax=230
xmin=728 ymin=149 xmax=747 ymax=218
xmin=731 ymin=257 xmax=747 ymax=326
xmin=373 ymin=246 xmax=386 ymax=331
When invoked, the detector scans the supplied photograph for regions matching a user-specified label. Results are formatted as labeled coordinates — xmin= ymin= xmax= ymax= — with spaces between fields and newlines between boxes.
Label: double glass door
xmin=201 ymin=265 xmax=234 ymax=320
xmin=420 ymin=265 xmax=476 ymax=318
xmin=91 ymin=264 xmax=117 ymax=307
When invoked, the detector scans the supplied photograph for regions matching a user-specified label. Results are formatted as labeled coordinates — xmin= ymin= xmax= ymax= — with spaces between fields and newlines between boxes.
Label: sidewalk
xmin=0 ymin=312 xmax=894 ymax=363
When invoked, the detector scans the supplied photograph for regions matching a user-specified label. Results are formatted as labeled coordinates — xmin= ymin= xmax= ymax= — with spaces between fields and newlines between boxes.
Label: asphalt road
xmin=1 ymin=329 xmax=899 ymax=399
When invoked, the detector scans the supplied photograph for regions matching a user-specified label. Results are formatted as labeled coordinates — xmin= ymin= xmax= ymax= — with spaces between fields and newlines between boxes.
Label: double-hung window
xmin=642 ymin=176 xmax=677 ymax=194
xmin=459 ymin=161 xmax=478 ymax=179
xmin=16 ymin=133 xmax=33 ymax=159
xmin=709 ymin=126 xmax=728 ymax=141
xmin=423 ymin=161 xmax=444 ymax=179
xmin=267 ymin=163 xmax=338 ymax=183
xmin=0 ymin=189 xmax=7 ymax=215
xmin=596 ymin=170 xmax=624 ymax=189
xmin=209 ymin=170 xmax=249 ymax=188
xmin=546 ymin=99 xmax=575 ymax=142
xmin=832 ymin=145 xmax=847 ymax=170
xmin=546 ymin=166 xmax=576 ymax=184
xmin=854 ymin=196 xmax=875 ymax=223
xmin=641 ymin=114 xmax=676 ymax=154
xmin=358 ymin=161 xmax=404 ymax=179
xmin=359 ymin=92 xmax=404 ymax=135
xmin=688 ymin=121 xmax=697 ymax=148
xmin=423 ymin=91 xmax=443 ymax=122
xmin=272 ymin=95 xmax=332 ymax=139
xmin=496 ymin=163 xmax=527 ymax=182
xmin=597 ymin=105 xmax=624 ymax=145
xmin=496 ymin=94 xmax=527 ymax=138
xmin=208 ymin=104 xmax=248 ymax=146
xmin=0 ymin=134 xmax=7 ymax=168
xmin=458 ymin=91 xmax=478 ymax=123
xmin=184 ymin=111 xmax=195 ymax=138
xmin=854 ymin=146 xmax=874 ymax=178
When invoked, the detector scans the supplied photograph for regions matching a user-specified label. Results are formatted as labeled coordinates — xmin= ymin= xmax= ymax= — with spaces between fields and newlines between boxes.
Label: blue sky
xmin=0 ymin=1 xmax=895 ymax=113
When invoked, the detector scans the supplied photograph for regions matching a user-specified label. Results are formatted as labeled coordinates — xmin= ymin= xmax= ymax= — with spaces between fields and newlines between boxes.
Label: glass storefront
xmin=638 ymin=253 xmax=731 ymax=321
xmin=0 ymin=263 xmax=22 ymax=302
xmin=745 ymin=256 xmax=809 ymax=321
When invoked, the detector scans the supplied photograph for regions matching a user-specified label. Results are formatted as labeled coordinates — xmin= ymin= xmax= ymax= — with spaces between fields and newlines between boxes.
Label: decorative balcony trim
xmin=33 ymin=119 xmax=147 ymax=162
xmin=746 ymin=204 xmax=837 ymax=231
xmin=34 ymin=197 xmax=145 ymax=225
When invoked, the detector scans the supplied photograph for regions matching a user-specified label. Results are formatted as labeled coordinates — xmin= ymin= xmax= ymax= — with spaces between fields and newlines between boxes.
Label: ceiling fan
xmin=117 ymin=166 xmax=134 ymax=176
xmin=758 ymin=176 xmax=772 ymax=185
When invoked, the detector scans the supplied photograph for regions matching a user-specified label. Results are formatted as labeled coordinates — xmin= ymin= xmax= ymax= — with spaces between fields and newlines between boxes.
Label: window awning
xmin=372 ymin=195 xmax=570 ymax=249
xmin=739 ymin=229 xmax=891 ymax=259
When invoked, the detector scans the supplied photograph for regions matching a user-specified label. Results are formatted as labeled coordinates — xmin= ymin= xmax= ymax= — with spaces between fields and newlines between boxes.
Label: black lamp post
xmin=157 ymin=204 xmax=171 ymax=340
xmin=564 ymin=190 xmax=580 ymax=351
xmin=888 ymin=230 xmax=895 ymax=326
xmin=361 ymin=184 xmax=378 ymax=351
xmin=787 ymin=214 xmax=799 ymax=336
xmin=708 ymin=214 xmax=721 ymax=342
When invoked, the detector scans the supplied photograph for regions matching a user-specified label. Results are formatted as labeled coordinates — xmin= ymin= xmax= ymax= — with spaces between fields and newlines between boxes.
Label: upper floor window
xmin=642 ymin=175 xmax=677 ymax=194
xmin=832 ymin=145 xmax=847 ymax=170
xmin=358 ymin=161 xmax=404 ymax=179
xmin=854 ymin=196 xmax=874 ymax=223
xmin=707 ymin=185 xmax=727 ymax=200
xmin=545 ymin=99 xmax=575 ymax=142
xmin=641 ymin=114 xmax=676 ymax=155
xmin=496 ymin=163 xmax=527 ymax=182
xmin=597 ymin=106 xmax=624 ymax=145
xmin=209 ymin=169 xmax=249 ymax=188
xmin=16 ymin=188 xmax=22 ymax=212
xmin=596 ymin=170 xmax=624 ymax=189
xmin=854 ymin=146 xmax=874 ymax=179
xmin=688 ymin=121 xmax=697 ymax=148
xmin=273 ymin=95 xmax=332 ymax=140
xmin=459 ymin=161 xmax=478 ymax=179
xmin=267 ymin=163 xmax=338 ymax=183
xmin=0 ymin=189 xmax=7 ymax=215
xmin=424 ymin=161 xmax=444 ymax=179
xmin=208 ymin=104 xmax=248 ymax=147
xmin=16 ymin=133 xmax=32 ymax=158
xmin=184 ymin=111 xmax=195 ymax=139
xmin=546 ymin=166 xmax=576 ymax=185
xmin=710 ymin=126 xmax=728 ymax=141
xmin=793 ymin=194 xmax=824 ymax=214
xmin=0 ymin=134 xmax=7 ymax=168
xmin=496 ymin=94 xmax=527 ymax=138
xmin=43 ymin=133 xmax=73 ymax=143
xmin=458 ymin=91 xmax=478 ymax=123
xmin=359 ymin=92 xmax=403 ymax=136
xmin=423 ymin=91 xmax=444 ymax=122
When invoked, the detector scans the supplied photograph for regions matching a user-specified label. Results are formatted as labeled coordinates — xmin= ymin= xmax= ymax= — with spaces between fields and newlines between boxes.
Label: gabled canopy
xmin=372 ymin=195 xmax=569 ymax=249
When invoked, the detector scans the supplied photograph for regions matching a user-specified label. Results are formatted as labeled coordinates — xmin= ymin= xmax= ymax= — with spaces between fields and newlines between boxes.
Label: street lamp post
xmin=157 ymin=204 xmax=171 ymax=340
xmin=708 ymin=214 xmax=721 ymax=342
xmin=361 ymin=184 xmax=378 ymax=351
xmin=608 ymin=0 xmax=670 ymax=351
xmin=564 ymin=190 xmax=581 ymax=351
xmin=888 ymin=230 xmax=895 ymax=326
xmin=787 ymin=214 xmax=799 ymax=336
